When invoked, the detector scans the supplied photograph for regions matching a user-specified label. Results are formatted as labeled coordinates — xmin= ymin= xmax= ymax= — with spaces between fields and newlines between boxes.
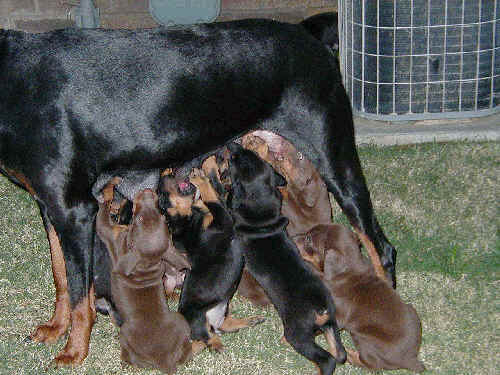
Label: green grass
xmin=0 ymin=141 xmax=498 ymax=374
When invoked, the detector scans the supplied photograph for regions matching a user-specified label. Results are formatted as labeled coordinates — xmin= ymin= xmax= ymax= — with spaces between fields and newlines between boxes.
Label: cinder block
xmin=13 ymin=18 xmax=75 ymax=32
xmin=220 ymin=0 xmax=328 ymax=10
xmin=1 ymin=0 xmax=37 ymax=15
xmin=100 ymin=13 xmax=158 ymax=29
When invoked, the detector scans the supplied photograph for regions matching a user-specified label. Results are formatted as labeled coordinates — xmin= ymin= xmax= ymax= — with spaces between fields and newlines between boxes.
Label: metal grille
xmin=339 ymin=0 xmax=499 ymax=120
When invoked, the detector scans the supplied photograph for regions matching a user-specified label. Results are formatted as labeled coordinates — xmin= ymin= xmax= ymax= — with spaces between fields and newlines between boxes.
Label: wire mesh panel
xmin=339 ymin=0 xmax=499 ymax=120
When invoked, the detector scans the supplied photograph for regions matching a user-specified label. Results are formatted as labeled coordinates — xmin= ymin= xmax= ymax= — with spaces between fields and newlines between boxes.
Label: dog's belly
xmin=205 ymin=301 xmax=228 ymax=333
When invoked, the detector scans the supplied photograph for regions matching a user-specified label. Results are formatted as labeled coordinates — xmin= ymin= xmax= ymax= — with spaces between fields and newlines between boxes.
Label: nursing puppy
xmin=96 ymin=180 xmax=192 ymax=373
xmin=159 ymin=159 xmax=260 ymax=353
xmin=227 ymin=143 xmax=346 ymax=375
xmin=237 ymin=132 xmax=334 ymax=307
xmin=295 ymin=224 xmax=425 ymax=372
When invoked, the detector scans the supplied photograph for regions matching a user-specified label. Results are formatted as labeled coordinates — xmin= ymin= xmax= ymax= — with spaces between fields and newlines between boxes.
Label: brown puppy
xmin=96 ymin=181 xmax=192 ymax=373
xmin=295 ymin=224 xmax=425 ymax=372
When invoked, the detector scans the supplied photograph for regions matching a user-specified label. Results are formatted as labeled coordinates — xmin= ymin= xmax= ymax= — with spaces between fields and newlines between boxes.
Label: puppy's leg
xmin=354 ymin=229 xmax=391 ymax=285
xmin=284 ymin=328 xmax=337 ymax=375
xmin=189 ymin=168 xmax=219 ymax=203
xmin=316 ymin=313 xmax=347 ymax=364
xmin=219 ymin=315 xmax=266 ymax=333
xmin=345 ymin=349 xmax=366 ymax=368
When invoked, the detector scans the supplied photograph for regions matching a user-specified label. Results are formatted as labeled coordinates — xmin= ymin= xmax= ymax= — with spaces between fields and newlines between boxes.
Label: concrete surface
xmin=354 ymin=112 xmax=500 ymax=146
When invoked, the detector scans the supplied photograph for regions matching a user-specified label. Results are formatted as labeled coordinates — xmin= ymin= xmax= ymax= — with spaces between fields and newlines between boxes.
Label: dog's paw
xmin=207 ymin=335 xmax=224 ymax=352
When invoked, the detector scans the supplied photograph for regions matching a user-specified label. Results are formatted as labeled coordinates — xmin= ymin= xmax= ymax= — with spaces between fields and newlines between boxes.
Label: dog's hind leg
xmin=30 ymin=208 xmax=71 ymax=344
xmin=285 ymin=329 xmax=337 ymax=375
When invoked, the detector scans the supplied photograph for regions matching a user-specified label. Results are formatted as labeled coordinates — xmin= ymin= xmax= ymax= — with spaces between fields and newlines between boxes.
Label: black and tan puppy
xmin=227 ymin=143 xmax=346 ymax=375
xmin=159 ymin=159 xmax=260 ymax=353
xmin=96 ymin=180 xmax=192 ymax=373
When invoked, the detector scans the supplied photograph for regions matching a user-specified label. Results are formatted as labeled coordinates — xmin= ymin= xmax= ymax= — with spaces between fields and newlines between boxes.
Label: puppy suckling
xmin=295 ymin=224 xmax=425 ymax=372
xmin=237 ymin=131 xmax=334 ymax=308
xmin=242 ymin=131 xmax=333 ymax=237
xmin=227 ymin=143 xmax=346 ymax=375
xmin=96 ymin=180 xmax=192 ymax=373
xmin=159 ymin=157 xmax=262 ymax=354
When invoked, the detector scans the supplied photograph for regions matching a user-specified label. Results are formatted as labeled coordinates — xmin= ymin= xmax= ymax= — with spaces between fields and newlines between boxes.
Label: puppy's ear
xmin=273 ymin=169 xmax=287 ymax=187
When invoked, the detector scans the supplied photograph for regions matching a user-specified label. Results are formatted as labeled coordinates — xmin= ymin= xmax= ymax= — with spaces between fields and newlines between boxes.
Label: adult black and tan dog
xmin=0 ymin=19 xmax=395 ymax=366
xmin=227 ymin=143 xmax=346 ymax=375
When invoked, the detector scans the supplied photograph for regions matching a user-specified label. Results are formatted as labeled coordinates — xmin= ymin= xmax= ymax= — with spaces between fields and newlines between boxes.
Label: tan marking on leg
xmin=201 ymin=156 xmax=221 ymax=181
xmin=192 ymin=199 xmax=213 ymax=229
xmin=355 ymin=230 xmax=390 ymax=285
xmin=31 ymin=225 xmax=71 ymax=344
xmin=219 ymin=315 xmax=265 ymax=333
xmin=190 ymin=169 xmax=219 ymax=203
xmin=161 ymin=168 xmax=174 ymax=177
xmin=207 ymin=333 xmax=224 ymax=352
xmin=52 ymin=285 xmax=96 ymax=367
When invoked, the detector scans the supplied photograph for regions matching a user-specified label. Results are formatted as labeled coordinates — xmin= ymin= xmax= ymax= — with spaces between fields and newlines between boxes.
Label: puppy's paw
xmin=189 ymin=168 xmax=208 ymax=188
xmin=207 ymin=335 xmax=224 ymax=352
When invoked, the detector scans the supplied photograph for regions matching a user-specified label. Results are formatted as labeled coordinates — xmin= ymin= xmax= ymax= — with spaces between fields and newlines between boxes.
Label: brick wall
xmin=219 ymin=0 xmax=337 ymax=23
xmin=1 ymin=0 xmax=337 ymax=32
